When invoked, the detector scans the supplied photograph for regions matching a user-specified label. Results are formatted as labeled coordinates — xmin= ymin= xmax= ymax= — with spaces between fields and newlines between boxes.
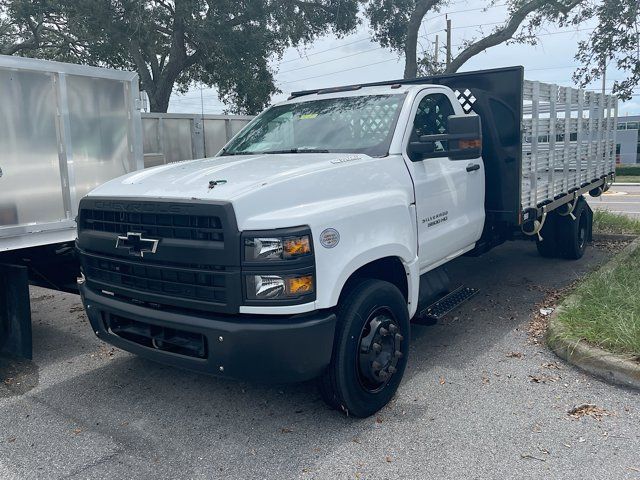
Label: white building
xmin=616 ymin=115 xmax=640 ymax=164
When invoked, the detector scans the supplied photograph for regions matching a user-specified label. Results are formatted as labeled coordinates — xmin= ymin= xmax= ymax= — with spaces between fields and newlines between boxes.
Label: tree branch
xmin=446 ymin=0 xmax=581 ymax=73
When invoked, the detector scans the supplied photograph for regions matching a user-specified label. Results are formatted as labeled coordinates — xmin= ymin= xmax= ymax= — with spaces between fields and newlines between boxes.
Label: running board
xmin=414 ymin=286 xmax=479 ymax=325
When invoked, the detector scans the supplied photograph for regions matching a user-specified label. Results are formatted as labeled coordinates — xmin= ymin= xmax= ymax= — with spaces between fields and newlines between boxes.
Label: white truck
xmin=76 ymin=67 xmax=616 ymax=417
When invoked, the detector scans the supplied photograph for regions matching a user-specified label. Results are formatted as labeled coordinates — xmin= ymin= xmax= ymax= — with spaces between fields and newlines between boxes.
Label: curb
xmin=592 ymin=233 xmax=638 ymax=242
xmin=612 ymin=182 xmax=640 ymax=186
xmin=546 ymin=236 xmax=640 ymax=390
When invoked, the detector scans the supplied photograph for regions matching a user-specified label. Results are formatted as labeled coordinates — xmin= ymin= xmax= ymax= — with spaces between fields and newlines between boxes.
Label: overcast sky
xmin=168 ymin=0 xmax=640 ymax=117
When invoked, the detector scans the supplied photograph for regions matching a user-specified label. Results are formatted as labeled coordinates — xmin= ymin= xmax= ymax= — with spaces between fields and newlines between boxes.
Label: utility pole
xmin=601 ymin=56 xmax=607 ymax=97
xmin=434 ymin=34 xmax=439 ymax=67
xmin=446 ymin=18 xmax=452 ymax=70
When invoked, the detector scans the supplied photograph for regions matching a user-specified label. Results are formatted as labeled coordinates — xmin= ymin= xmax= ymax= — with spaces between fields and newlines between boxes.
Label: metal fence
xmin=142 ymin=113 xmax=253 ymax=167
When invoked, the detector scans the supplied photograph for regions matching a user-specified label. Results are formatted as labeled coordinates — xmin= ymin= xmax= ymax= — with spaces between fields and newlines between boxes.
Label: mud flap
xmin=0 ymin=263 xmax=32 ymax=359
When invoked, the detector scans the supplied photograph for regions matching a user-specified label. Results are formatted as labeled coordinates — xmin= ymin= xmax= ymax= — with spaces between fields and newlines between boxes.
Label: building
xmin=616 ymin=114 xmax=640 ymax=164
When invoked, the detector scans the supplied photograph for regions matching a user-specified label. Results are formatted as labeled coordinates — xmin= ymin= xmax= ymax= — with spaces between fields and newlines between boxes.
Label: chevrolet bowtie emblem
xmin=115 ymin=232 xmax=159 ymax=257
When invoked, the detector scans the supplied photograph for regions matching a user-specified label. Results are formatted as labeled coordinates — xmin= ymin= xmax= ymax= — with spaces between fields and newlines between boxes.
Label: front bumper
xmin=79 ymin=284 xmax=336 ymax=383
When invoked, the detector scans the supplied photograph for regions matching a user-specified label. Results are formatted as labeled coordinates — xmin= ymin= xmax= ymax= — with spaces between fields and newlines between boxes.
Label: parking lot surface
xmin=1 ymin=241 xmax=639 ymax=479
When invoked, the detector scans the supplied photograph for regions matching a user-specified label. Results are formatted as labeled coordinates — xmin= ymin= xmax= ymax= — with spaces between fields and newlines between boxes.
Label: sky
xmin=167 ymin=0 xmax=640 ymax=117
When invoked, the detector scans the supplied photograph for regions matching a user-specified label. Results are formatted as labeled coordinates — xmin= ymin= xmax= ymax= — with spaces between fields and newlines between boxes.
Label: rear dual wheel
xmin=535 ymin=196 xmax=592 ymax=260
xmin=319 ymin=279 xmax=410 ymax=418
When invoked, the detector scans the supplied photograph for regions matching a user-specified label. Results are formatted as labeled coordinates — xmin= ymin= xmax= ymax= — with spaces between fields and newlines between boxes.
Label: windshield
xmin=222 ymin=94 xmax=405 ymax=157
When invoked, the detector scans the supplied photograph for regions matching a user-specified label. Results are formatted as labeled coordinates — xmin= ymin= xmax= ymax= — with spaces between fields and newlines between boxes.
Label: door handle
xmin=466 ymin=163 xmax=480 ymax=172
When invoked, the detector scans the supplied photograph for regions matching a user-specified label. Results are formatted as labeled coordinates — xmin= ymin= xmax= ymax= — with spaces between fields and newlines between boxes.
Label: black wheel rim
xmin=356 ymin=307 xmax=403 ymax=393
xmin=578 ymin=213 xmax=588 ymax=250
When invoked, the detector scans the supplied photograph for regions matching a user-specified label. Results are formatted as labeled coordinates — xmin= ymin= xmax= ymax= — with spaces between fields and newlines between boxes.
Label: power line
xmin=279 ymin=21 xmax=509 ymax=75
xmin=280 ymin=57 xmax=401 ymax=85
xmin=279 ymin=27 xmax=597 ymax=86
xmin=279 ymin=3 xmax=509 ymax=65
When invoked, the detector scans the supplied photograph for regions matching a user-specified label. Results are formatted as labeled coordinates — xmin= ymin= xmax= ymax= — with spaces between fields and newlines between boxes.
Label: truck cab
xmin=76 ymin=67 xmax=615 ymax=417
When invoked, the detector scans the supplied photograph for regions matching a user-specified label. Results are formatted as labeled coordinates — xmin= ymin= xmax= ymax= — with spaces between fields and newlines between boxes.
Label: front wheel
xmin=318 ymin=279 xmax=410 ymax=417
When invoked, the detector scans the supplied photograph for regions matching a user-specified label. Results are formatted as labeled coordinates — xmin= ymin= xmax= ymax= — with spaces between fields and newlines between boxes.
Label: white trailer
xmin=0 ymin=55 xmax=143 ymax=252
xmin=0 ymin=55 xmax=143 ymax=358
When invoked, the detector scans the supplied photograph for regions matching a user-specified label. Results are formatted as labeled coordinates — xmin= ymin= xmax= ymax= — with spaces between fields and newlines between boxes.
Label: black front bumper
xmin=80 ymin=284 xmax=336 ymax=383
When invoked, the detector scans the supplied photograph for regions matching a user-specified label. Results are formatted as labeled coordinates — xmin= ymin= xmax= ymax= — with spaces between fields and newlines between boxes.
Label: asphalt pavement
xmin=1 ymin=240 xmax=639 ymax=479
xmin=587 ymin=184 xmax=640 ymax=219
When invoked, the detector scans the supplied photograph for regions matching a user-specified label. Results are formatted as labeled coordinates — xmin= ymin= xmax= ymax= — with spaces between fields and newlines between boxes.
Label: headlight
xmin=245 ymin=274 xmax=314 ymax=300
xmin=244 ymin=234 xmax=312 ymax=262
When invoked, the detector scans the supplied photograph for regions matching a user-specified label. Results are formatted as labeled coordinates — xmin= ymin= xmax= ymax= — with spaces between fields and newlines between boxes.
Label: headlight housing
xmin=245 ymin=273 xmax=314 ymax=300
xmin=244 ymin=234 xmax=312 ymax=262
xmin=241 ymin=226 xmax=315 ymax=305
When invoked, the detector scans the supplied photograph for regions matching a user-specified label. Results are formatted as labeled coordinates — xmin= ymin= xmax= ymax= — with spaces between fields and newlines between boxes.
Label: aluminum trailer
xmin=0 ymin=55 xmax=143 ymax=358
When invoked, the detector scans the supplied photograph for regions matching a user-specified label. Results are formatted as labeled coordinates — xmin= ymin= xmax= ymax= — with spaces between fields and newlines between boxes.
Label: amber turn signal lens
xmin=460 ymin=139 xmax=481 ymax=149
xmin=287 ymin=275 xmax=314 ymax=294
xmin=284 ymin=236 xmax=311 ymax=257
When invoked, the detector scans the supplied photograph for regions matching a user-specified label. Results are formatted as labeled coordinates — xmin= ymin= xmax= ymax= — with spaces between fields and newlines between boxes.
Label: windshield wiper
xmin=261 ymin=148 xmax=330 ymax=154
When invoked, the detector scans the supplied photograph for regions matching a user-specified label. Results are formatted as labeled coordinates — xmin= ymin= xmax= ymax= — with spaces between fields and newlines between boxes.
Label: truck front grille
xmin=84 ymin=254 xmax=228 ymax=304
xmin=77 ymin=198 xmax=241 ymax=314
xmin=80 ymin=208 xmax=224 ymax=242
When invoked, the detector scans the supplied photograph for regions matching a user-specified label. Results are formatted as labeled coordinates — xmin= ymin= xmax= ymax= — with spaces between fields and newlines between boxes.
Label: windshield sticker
xmin=298 ymin=113 xmax=318 ymax=120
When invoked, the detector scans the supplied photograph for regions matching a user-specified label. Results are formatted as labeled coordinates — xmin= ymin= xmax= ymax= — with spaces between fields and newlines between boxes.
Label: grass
xmin=616 ymin=165 xmax=640 ymax=177
xmin=554 ymin=243 xmax=640 ymax=358
xmin=615 ymin=175 xmax=640 ymax=183
xmin=592 ymin=210 xmax=640 ymax=235
xmin=615 ymin=165 xmax=640 ymax=183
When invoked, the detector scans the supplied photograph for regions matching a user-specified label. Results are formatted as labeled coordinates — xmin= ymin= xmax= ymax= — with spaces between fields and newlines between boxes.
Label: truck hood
xmin=88 ymin=153 xmax=368 ymax=201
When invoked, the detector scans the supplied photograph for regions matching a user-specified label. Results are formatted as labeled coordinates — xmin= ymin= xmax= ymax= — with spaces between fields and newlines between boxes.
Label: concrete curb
xmin=546 ymin=236 xmax=640 ymax=390
xmin=592 ymin=233 xmax=638 ymax=242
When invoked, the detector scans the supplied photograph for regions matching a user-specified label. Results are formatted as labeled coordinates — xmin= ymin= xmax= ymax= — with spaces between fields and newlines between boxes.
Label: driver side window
xmin=408 ymin=93 xmax=455 ymax=161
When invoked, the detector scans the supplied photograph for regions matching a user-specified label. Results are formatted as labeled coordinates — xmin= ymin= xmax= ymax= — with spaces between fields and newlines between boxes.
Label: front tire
xmin=318 ymin=279 xmax=410 ymax=418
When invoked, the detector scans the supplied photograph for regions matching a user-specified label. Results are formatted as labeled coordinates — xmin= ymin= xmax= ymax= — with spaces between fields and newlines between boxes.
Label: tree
xmin=1 ymin=0 xmax=360 ymax=113
xmin=366 ymin=0 xmax=580 ymax=79
xmin=0 ymin=1 xmax=59 ymax=55
xmin=571 ymin=0 xmax=639 ymax=100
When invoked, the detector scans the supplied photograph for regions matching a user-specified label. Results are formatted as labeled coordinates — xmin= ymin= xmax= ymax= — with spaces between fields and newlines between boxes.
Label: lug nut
xmin=379 ymin=327 xmax=389 ymax=336
xmin=379 ymin=370 xmax=389 ymax=379
xmin=388 ymin=366 xmax=397 ymax=374
xmin=372 ymin=361 xmax=382 ymax=370
xmin=394 ymin=350 xmax=403 ymax=358
xmin=395 ymin=333 xmax=404 ymax=342
xmin=389 ymin=324 xmax=398 ymax=333
xmin=372 ymin=342 xmax=382 ymax=353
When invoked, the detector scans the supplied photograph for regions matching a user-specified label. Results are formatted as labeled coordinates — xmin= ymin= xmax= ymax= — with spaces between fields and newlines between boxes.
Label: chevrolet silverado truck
xmin=76 ymin=67 xmax=617 ymax=417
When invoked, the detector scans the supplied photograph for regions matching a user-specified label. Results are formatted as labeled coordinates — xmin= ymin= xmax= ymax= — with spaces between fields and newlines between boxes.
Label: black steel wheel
xmin=318 ymin=279 xmax=410 ymax=417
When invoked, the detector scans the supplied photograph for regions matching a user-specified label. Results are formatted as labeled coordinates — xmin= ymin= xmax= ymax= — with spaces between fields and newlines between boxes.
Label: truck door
xmin=402 ymin=90 xmax=485 ymax=272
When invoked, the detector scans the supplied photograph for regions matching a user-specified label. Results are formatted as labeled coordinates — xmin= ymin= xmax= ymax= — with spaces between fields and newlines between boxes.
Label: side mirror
xmin=408 ymin=114 xmax=482 ymax=161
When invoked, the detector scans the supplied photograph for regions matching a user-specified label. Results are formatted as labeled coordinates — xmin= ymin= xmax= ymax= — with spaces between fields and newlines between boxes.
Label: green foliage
xmin=0 ymin=0 xmax=361 ymax=113
xmin=570 ymin=0 xmax=639 ymax=100
xmin=593 ymin=210 xmax=640 ymax=235
xmin=554 ymin=244 xmax=640 ymax=357
xmin=616 ymin=165 xmax=640 ymax=177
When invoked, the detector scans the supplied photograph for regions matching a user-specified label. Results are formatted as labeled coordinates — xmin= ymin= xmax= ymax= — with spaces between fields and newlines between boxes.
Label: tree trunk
xmin=148 ymin=86 xmax=172 ymax=112
xmin=403 ymin=0 xmax=439 ymax=79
